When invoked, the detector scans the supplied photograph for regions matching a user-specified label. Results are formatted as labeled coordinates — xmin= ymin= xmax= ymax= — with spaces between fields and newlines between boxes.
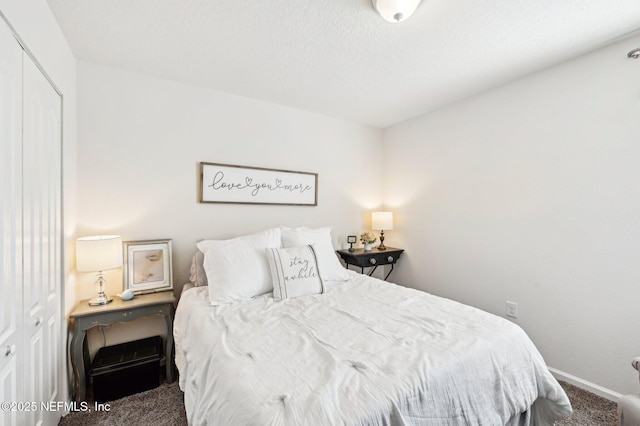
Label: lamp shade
xmin=76 ymin=235 xmax=123 ymax=272
xmin=372 ymin=211 xmax=393 ymax=231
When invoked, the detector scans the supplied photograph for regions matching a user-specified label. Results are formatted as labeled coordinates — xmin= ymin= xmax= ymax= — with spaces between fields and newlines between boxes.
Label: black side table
xmin=336 ymin=247 xmax=404 ymax=280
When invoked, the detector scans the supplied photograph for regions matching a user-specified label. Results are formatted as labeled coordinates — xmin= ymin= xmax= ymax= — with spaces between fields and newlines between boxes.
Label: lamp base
xmin=377 ymin=232 xmax=387 ymax=250
xmin=89 ymin=273 xmax=113 ymax=306
xmin=89 ymin=294 xmax=113 ymax=306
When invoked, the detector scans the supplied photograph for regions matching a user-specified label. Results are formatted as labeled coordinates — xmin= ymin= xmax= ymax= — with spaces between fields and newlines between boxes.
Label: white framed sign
xmin=199 ymin=162 xmax=318 ymax=206
xmin=123 ymin=239 xmax=173 ymax=294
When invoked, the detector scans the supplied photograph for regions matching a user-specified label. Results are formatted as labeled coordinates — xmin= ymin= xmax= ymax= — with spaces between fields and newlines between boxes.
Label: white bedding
xmin=174 ymin=272 xmax=571 ymax=425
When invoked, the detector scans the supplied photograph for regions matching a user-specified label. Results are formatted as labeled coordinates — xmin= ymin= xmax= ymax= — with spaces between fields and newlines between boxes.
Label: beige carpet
xmin=555 ymin=381 xmax=618 ymax=426
xmin=58 ymin=380 xmax=617 ymax=425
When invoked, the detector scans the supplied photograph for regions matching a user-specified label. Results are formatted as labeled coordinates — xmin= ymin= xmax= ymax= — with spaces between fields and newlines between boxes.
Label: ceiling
xmin=47 ymin=0 xmax=640 ymax=128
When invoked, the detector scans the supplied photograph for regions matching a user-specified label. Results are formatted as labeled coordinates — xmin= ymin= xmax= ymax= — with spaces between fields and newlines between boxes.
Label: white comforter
xmin=174 ymin=272 xmax=571 ymax=425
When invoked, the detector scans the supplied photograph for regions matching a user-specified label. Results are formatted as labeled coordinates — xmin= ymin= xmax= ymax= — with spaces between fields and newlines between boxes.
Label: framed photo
xmin=123 ymin=239 xmax=173 ymax=294
xmin=347 ymin=235 xmax=357 ymax=252
xmin=199 ymin=162 xmax=318 ymax=206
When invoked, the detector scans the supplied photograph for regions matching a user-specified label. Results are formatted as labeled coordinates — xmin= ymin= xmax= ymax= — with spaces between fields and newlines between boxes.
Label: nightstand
xmin=68 ymin=291 xmax=176 ymax=402
xmin=336 ymin=247 xmax=404 ymax=281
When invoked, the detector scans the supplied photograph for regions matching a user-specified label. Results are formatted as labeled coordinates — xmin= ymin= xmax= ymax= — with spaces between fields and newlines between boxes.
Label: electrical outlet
xmin=505 ymin=301 xmax=518 ymax=319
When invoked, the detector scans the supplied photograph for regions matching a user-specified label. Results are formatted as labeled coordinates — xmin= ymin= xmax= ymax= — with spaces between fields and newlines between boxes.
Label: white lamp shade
xmin=76 ymin=235 xmax=123 ymax=272
xmin=372 ymin=0 xmax=421 ymax=23
xmin=372 ymin=211 xmax=393 ymax=230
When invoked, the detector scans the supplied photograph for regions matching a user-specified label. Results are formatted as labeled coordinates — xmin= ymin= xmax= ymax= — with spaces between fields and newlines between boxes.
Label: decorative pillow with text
xmin=266 ymin=245 xmax=324 ymax=301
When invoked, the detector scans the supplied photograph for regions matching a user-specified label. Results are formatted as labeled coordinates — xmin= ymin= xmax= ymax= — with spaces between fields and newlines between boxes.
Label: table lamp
xmin=76 ymin=235 xmax=123 ymax=306
xmin=372 ymin=211 xmax=393 ymax=251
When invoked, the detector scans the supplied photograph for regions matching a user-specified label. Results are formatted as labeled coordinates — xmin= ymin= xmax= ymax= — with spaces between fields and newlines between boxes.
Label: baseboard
xmin=549 ymin=367 xmax=622 ymax=402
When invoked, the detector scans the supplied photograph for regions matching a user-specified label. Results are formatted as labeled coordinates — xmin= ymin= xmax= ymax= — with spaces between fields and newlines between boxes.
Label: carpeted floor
xmin=58 ymin=381 xmax=187 ymax=426
xmin=58 ymin=380 xmax=617 ymax=425
xmin=555 ymin=381 xmax=618 ymax=426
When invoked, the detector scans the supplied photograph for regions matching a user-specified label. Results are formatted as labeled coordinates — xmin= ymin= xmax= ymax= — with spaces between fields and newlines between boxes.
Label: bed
xmin=174 ymin=227 xmax=572 ymax=425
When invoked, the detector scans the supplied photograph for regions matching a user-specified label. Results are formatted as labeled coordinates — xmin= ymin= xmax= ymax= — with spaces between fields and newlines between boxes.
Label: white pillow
xmin=266 ymin=245 xmax=323 ymax=301
xmin=197 ymin=228 xmax=281 ymax=305
xmin=280 ymin=227 xmax=349 ymax=282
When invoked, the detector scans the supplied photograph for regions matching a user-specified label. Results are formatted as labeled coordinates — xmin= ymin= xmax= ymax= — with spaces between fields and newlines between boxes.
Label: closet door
xmin=0 ymin=21 xmax=23 ymax=426
xmin=23 ymin=53 xmax=62 ymax=426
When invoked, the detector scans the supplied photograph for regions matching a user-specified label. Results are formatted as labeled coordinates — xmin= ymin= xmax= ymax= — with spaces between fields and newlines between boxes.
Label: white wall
xmin=383 ymin=34 xmax=640 ymax=396
xmin=76 ymin=61 xmax=383 ymax=352
xmin=0 ymin=0 xmax=77 ymax=408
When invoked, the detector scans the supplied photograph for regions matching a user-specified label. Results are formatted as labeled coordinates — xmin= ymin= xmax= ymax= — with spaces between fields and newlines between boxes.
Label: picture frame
xmin=123 ymin=239 xmax=173 ymax=294
xmin=199 ymin=162 xmax=318 ymax=206
xmin=347 ymin=235 xmax=357 ymax=252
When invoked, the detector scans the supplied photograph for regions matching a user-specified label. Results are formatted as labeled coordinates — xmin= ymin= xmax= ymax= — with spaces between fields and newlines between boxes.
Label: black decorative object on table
xmin=347 ymin=235 xmax=357 ymax=252
xmin=336 ymin=247 xmax=404 ymax=281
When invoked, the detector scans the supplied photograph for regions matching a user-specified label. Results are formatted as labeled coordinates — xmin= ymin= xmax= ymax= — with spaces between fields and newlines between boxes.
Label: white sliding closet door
xmin=22 ymin=53 xmax=62 ymax=426
xmin=0 ymin=18 xmax=23 ymax=426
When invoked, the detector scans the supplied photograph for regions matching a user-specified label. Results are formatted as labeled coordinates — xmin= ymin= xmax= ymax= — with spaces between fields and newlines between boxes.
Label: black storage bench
xmin=89 ymin=336 xmax=163 ymax=402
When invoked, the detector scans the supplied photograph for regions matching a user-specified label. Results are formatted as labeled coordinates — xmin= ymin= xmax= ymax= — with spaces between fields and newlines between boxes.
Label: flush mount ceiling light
xmin=628 ymin=48 xmax=640 ymax=59
xmin=372 ymin=0 xmax=422 ymax=23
